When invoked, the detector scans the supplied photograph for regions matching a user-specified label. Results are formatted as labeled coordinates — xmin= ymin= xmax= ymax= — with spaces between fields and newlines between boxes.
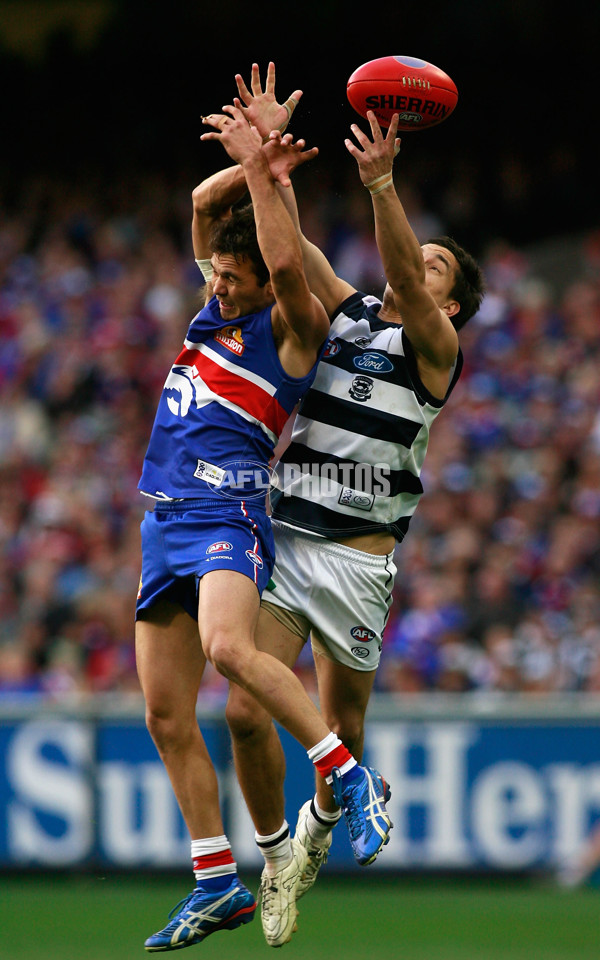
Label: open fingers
xmin=265 ymin=61 xmax=276 ymax=96
xmin=235 ymin=72 xmax=252 ymax=105
xmin=385 ymin=113 xmax=400 ymax=141
xmin=250 ymin=62 xmax=264 ymax=97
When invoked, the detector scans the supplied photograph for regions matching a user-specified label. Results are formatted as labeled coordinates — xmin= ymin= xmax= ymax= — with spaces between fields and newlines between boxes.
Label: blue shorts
xmin=136 ymin=498 xmax=274 ymax=621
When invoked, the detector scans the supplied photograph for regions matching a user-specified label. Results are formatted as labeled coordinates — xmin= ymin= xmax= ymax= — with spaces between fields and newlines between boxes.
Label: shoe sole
xmin=144 ymin=903 xmax=256 ymax=952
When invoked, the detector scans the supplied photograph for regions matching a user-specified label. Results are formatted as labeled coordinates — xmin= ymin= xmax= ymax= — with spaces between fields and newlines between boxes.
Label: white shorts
xmin=262 ymin=520 xmax=397 ymax=672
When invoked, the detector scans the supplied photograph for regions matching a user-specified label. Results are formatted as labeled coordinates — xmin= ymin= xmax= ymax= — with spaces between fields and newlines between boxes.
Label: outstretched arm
xmin=234 ymin=62 xmax=350 ymax=314
xmin=193 ymin=61 xmax=303 ymax=269
xmin=201 ymin=103 xmax=328 ymax=363
xmin=191 ymin=163 xmax=247 ymax=261
xmin=267 ymin=133 xmax=355 ymax=317
xmin=345 ymin=112 xmax=459 ymax=372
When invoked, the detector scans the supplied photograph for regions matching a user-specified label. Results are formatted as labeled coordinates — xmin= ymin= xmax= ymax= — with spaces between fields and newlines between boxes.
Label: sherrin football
xmin=347 ymin=55 xmax=458 ymax=131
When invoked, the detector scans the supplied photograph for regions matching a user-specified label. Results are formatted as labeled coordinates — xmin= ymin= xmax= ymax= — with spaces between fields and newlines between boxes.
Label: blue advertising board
xmin=1 ymin=709 xmax=599 ymax=871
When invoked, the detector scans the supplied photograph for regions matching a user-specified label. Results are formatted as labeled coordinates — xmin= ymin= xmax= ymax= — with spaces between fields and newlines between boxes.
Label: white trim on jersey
xmin=184 ymin=337 xmax=278 ymax=396
xmin=166 ymin=362 xmax=279 ymax=445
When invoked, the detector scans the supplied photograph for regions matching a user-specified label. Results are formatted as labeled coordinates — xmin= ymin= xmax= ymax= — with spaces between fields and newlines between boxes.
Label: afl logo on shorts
xmin=245 ymin=549 xmax=263 ymax=569
xmin=350 ymin=626 xmax=376 ymax=642
xmin=207 ymin=541 xmax=233 ymax=554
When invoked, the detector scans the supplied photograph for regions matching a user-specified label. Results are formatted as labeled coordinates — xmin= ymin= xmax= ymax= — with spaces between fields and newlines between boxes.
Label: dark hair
xmin=427 ymin=236 xmax=486 ymax=330
xmin=209 ymin=203 xmax=270 ymax=288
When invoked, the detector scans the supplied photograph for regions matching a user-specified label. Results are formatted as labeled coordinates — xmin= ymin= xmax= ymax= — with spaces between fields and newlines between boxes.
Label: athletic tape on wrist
xmin=195 ymin=258 xmax=214 ymax=282
xmin=365 ymin=172 xmax=394 ymax=195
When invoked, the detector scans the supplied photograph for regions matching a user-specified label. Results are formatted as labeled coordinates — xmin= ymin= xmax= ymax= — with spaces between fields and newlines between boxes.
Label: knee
xmin=204 ymin=633 xmax=249 ymax=684
xmin=145 ymin=703 xmax=193 ymax=754
xmin=226 ymin=687 xmax=271 ymax=744
xmin=145 ymin=706 xmax=173 ymax=751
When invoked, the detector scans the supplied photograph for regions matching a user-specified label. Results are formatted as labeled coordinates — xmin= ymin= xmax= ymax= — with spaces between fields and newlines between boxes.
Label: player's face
xmin=211 ymin=252 xmax=273 ymax=321
xmin=421 ymin=243 xmax=457 ymax=304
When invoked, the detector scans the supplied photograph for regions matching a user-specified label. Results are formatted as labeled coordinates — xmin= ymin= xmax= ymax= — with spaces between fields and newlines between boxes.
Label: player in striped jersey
xmin=225 ymin=65 xmax=485 ymax=945
xmin=138 ymin=90 xmax=394 ymax=952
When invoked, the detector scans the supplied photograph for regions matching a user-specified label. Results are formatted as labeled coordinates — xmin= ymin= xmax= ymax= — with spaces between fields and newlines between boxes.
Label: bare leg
xmin=199 ymin=570 xmax=331 ymax=749
xmin=312 ymin=650 xmax=376 ymax=813
xmin=135 ymin=599 xmax=224 ymax=838
xmin=226 ymin=606 xmax=306 ymax=835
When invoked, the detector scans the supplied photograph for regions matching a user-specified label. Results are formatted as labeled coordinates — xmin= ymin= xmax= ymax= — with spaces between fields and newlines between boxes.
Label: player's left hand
xmin=235 ymin=62 xmax=302 ymax=141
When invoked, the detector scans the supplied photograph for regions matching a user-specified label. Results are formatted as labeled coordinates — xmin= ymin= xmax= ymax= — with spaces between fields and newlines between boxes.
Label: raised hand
xmin=200 ymin=101 xmax=263 ymax=166
xmin=263 ymin=131 xmax=319 ymax=188
xmin=345 ymin=111 xmax=401 ymax=188
xmin=235 ymin=62 xmax=302 ymax=141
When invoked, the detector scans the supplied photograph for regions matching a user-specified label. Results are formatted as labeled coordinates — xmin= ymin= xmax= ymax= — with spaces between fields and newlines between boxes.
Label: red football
xmin=347 ymin=55 xmax=458 ymax=131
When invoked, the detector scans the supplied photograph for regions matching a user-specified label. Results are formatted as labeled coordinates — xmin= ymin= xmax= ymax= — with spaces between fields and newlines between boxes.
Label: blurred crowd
xmin=1 ymin=168 xmax=600 ymax=703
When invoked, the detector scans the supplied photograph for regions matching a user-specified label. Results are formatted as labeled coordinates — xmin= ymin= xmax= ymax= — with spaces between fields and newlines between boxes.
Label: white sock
xmin=255 ymin=821 xmax=292 ymax=877
xmin=308 ymin=796 xmax=341 ymax=842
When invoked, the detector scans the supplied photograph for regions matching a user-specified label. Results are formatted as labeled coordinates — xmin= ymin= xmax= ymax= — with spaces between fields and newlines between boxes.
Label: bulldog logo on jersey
xmin=215 ymin=326 xmax=245 ymax=356
xmin=349 ymin=374 xmax=374 ymax=402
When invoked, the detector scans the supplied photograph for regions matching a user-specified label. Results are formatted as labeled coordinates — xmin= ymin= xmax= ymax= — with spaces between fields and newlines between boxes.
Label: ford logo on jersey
xmin=353 ymin=352 xmax=393 ymax=373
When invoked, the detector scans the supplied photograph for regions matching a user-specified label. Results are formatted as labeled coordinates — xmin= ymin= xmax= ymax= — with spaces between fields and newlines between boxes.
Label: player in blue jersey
xmin=221 ymin=65 xmax=485 ymax=947
xmin=137 ymin=80 xmax=394 ymax=953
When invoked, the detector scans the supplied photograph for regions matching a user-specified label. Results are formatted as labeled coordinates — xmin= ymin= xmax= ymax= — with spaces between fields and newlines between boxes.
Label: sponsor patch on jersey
xmin=351 ymin=646 xmax=370 ymax=659
xmin=350 ymin=626 xmax=376 ymax=642
xmin=323 ymin=338 xmax=341 ymax=357
xmin=206 ymin=541 xmax=234 ymax=554
xmin=194 ymin=459 xmax=226 ymax=485
xmin=214 ymin=326 xmax=245 ymax=355
xmin=353 ymin=352 xmax=394 ymax=373
xmin=338 ymin=488 xmax=375 ymax=511
xmin=245 ymin=549 xmax=263 ymax=569
xmin=354 ymin=336 xmax=372 ymax=347
xmin=349 ymin=375 xmax=374 ymax=402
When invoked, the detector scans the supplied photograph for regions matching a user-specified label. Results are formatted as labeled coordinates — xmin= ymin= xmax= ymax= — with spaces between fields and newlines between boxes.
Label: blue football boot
xmin=331 ymin=765 xmax=392 ymax=866
xmin=144 ymin=878 xmax=256 ymax=951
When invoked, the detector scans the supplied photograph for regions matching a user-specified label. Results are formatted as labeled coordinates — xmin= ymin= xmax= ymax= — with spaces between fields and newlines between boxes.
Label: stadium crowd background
xmin=1 ymin=0 xmax=599 ymax=701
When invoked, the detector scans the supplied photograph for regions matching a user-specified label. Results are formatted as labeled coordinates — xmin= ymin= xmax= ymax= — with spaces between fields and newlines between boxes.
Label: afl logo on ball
xmin=350 ymin=626 xmax=376 ymax=642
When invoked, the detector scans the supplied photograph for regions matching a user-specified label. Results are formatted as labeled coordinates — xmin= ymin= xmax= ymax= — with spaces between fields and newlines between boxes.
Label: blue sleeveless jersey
xmin=139 ymin=296 xmax=322 ymax=504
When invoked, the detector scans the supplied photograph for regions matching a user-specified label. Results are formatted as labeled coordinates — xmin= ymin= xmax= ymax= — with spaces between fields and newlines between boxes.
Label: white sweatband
xmin=195 ymin=258 xmax=214 ymax=282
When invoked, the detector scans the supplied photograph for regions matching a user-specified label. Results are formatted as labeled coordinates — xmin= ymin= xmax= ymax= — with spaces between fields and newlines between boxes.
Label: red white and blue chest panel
xmin=139 ymin=296 xmax=318 ymax=501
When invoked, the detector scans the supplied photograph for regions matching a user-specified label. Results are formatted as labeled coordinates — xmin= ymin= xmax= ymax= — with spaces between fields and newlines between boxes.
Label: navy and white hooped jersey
xmin=139 ymin=295 xmax=323 ymax=504
xmin=270 ymin=291 xmax=463 ymax=541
